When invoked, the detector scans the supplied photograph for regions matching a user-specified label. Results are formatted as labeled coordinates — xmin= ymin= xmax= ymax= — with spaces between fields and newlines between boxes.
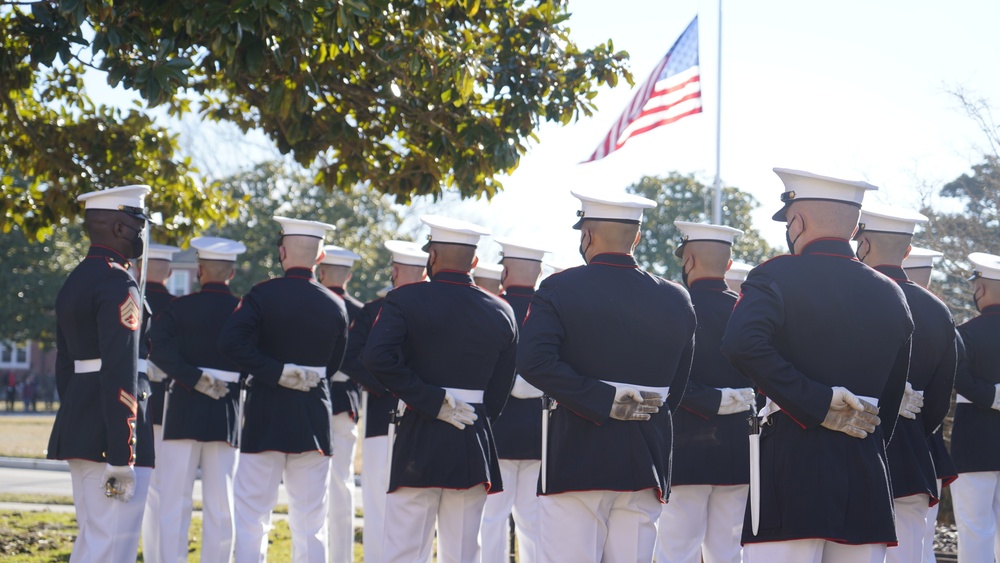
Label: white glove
xmin=897 ymin=382 xmax=924 ymax=419
xmin=820 ymin=386 xmax=880 ymax=439
xmin=510 ymin=376 xmax=544 ymax=399
xmin=102 ymin=464 xmax=137 ymax=502
xmin=194 ymin=373 xmax=229 ymax=399
xmin=717 ymin=387 xmax=755 ymax=415
xmin=278 ymin=364 xmax=321 ymax=392
xmin=145 ymin=361 xmax=166 ymax=383
xmin=609 ymin=387 xmax=663 ymax=421
xmin=992 ymin=384 xmax=1000 ymax=411
xmin=436 ymin=392 xmax=478 ymax=430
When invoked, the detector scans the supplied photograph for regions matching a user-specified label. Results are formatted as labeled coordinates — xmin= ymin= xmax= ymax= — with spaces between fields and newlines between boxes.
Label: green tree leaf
xmin=627 ymin=173 xmax=777 ymax=280
xmin=1 ymin=0 xmax=632 ymax=235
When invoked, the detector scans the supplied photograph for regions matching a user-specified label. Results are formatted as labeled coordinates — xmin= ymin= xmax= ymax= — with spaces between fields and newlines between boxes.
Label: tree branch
xmin=0 ymin=88 xmax=88 ymax=177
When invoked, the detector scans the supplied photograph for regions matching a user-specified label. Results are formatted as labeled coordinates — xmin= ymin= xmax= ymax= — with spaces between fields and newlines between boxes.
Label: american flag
xmin=584 ymin=17 xmax=702 ymax=162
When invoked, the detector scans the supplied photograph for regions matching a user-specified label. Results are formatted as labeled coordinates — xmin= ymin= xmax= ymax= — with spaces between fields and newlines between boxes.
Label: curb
xmin=0 ymin=456 xmax=68 ymax=472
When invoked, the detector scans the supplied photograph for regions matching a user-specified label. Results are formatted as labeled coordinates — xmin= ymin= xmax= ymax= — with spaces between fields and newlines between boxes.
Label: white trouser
xmin=744 ymin=539 xmax=887 ymax=563
xmin=952 ymin=471 xmax=1000 ymax=563
xmin=538 ymin=489 xmax=662 ymax=563
xmin=480 ymin=459 xmax=541 ymax=563
xmin=383 ymin=486 xmax=487 ymax=563
xmin=142 ymin=424 xmax=165 ymax=563
xmin=158 ymin=439 xmax=238 ymax=563
xmin=327 ymin=412 xmax=358 ymax=563
xmin=68 ymin=460 xmax=152 ymax=563
xmin=234 ymin=451 xmax=331 ymax=563
xmin=886 ymin=493 xmax=930 ymax=563
xmin=924 ymin=479 xmax=942 ymax=563
xmin=654 ymin=484 xmax=747 ymax=563
xmin=361 ymin=436 xmax=389 ymax=563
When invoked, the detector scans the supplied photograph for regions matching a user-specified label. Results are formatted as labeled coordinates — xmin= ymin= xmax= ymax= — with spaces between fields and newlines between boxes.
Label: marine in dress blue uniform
xmin=340 ymin=240 xmax=427 ymax=563
xmin=219 ymin=217 xmax=348 ymax=563
xmin=149 ymin=237 xmax=246 ymax=563
xmin=480 ymin=238 xmax=550 ymax=563
xmin=949 ymin=252 xmax=1000 ymax=563
xmin=473 ymin=261 xmax=504 ymax=295
xmin=721 ymin=169 xmax=914 ymax=563
xmin=517 ymin=190 xmax=697 ymax=563
xmin=724 ymin=260 xmax=753 ymax=294
xmin=138 ymin=243 xmax=179 ymax=563
xmin=363 ymin=216 xmax=518 ymax=563
xmin=317 ymin=244 xmax=364 ymax=563
xmin=141 ymin=244 xmax=179 ymax=428
xmin=854 ymin=205 xmax=957 ymax=563
xmin=902 ymin=247 xmax=960 ymax=562
xmin=48 ymin=185 xmax=155 ymax=563
xmin=656 ymin=221 xmax=754 ymax=563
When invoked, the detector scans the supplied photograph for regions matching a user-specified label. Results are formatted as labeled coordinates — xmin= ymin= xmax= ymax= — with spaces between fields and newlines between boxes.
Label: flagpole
xmin=711 ymin=0 xmax=723 ymax=224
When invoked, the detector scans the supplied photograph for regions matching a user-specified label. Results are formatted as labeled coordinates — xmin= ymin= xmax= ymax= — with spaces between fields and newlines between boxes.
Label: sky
xmin=87 ymin=0 xmax=1000 ymax=268
xmin=455 ymin=0 xmax=1000 ymax=266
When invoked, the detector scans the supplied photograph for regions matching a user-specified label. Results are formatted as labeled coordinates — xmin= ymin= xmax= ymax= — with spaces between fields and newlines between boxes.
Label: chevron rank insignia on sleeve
xmin=119 ymin=295 xmax=140 ymax=330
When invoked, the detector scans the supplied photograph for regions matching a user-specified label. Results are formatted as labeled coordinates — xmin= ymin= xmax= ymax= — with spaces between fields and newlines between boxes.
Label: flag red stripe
xmin=650 ymin=74 xmax=701 ymax=97
xmin=583 ymin=16 xmax=700 ymax=163
xmin=613 ymin=107 xmax=704 ymax=150
xmin=585 ymin=76 xmax=702 ymax=162
xmin=635 ymin=91 xmax=703 ymax=120
xmin=586 ymin=57 xmax=672 ymax=162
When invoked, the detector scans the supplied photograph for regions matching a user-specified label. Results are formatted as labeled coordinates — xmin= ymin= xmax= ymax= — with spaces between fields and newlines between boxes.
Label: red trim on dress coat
xmin=741 ymin=536 xmax=898 ymax=548
xmin=680 ymin=404 xmax=711 ymax=420
xmin=88 ymin=244 xmax=130 ymax=260
xmin=589 ymin=260 xmax=639 ymax=268
xmin=535 ymin=484 xmax=667 ymax=503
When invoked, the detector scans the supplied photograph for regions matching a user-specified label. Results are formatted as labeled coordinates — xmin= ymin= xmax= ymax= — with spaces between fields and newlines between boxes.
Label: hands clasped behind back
xmin=437 ymin=392 xmax=478 ymax=429
xmin=897 ymin=381 xmax=924 ymax=419
xmin=820 ymin=386 xmax=880 ymax=439
xmin=278 ymin=364 xmax=322 ymax=392
xmin=194 ymin=373 xmax=231 ymax=400
xmin=609 ymin=387 xmax=663 ymax=421
xmin=145 ymin=362 xmax=167 ymax=383
xmin=718 ymin=387 xmax=755 ymax=415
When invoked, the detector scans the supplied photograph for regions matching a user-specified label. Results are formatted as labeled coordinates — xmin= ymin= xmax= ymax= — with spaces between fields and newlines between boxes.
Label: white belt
xmin=760 ymin=394 xmax=879 ymax=423
xmin=956 ymin=394 xmax=972 ymax=404
xmin=600 ymin=379 xmax=669 ymax=400
xmin=74 ymin=359 xmax=102 ymax=373
xmin=331 ymin=371 xmax=350 ymax=383
xmin=200 ymin=367 xmax=240 ymax=383
xmin=443 ymin=387 xmax=484 ymax=404
xmin=74 ymin=358 xmax=151 ymax=374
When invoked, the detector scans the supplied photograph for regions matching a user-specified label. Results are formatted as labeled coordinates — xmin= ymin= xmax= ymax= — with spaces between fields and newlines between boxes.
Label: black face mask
xmin=785 ymin=218 xmax=802 ymax=255
xmin=681 ymin=260 xmax=692 ymax=288
xmin=579 ymin=233 xmax=591 ymax=264
xmin=425 ymin=256 xmax=435 ymax=279
xmin=121 ymin=223 xmax=145 ymax=259
xmin=856 ymin=240 xmax=869 ymax=263
xmin=974 ymin=287 xmax=984 ymax=313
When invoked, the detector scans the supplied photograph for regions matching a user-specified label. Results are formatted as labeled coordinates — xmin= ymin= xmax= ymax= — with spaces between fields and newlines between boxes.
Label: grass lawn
xmin=0 ymin=509 xmax=363 ymax=562
xmin=0 ymin=414 xmax=56 ymax=459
